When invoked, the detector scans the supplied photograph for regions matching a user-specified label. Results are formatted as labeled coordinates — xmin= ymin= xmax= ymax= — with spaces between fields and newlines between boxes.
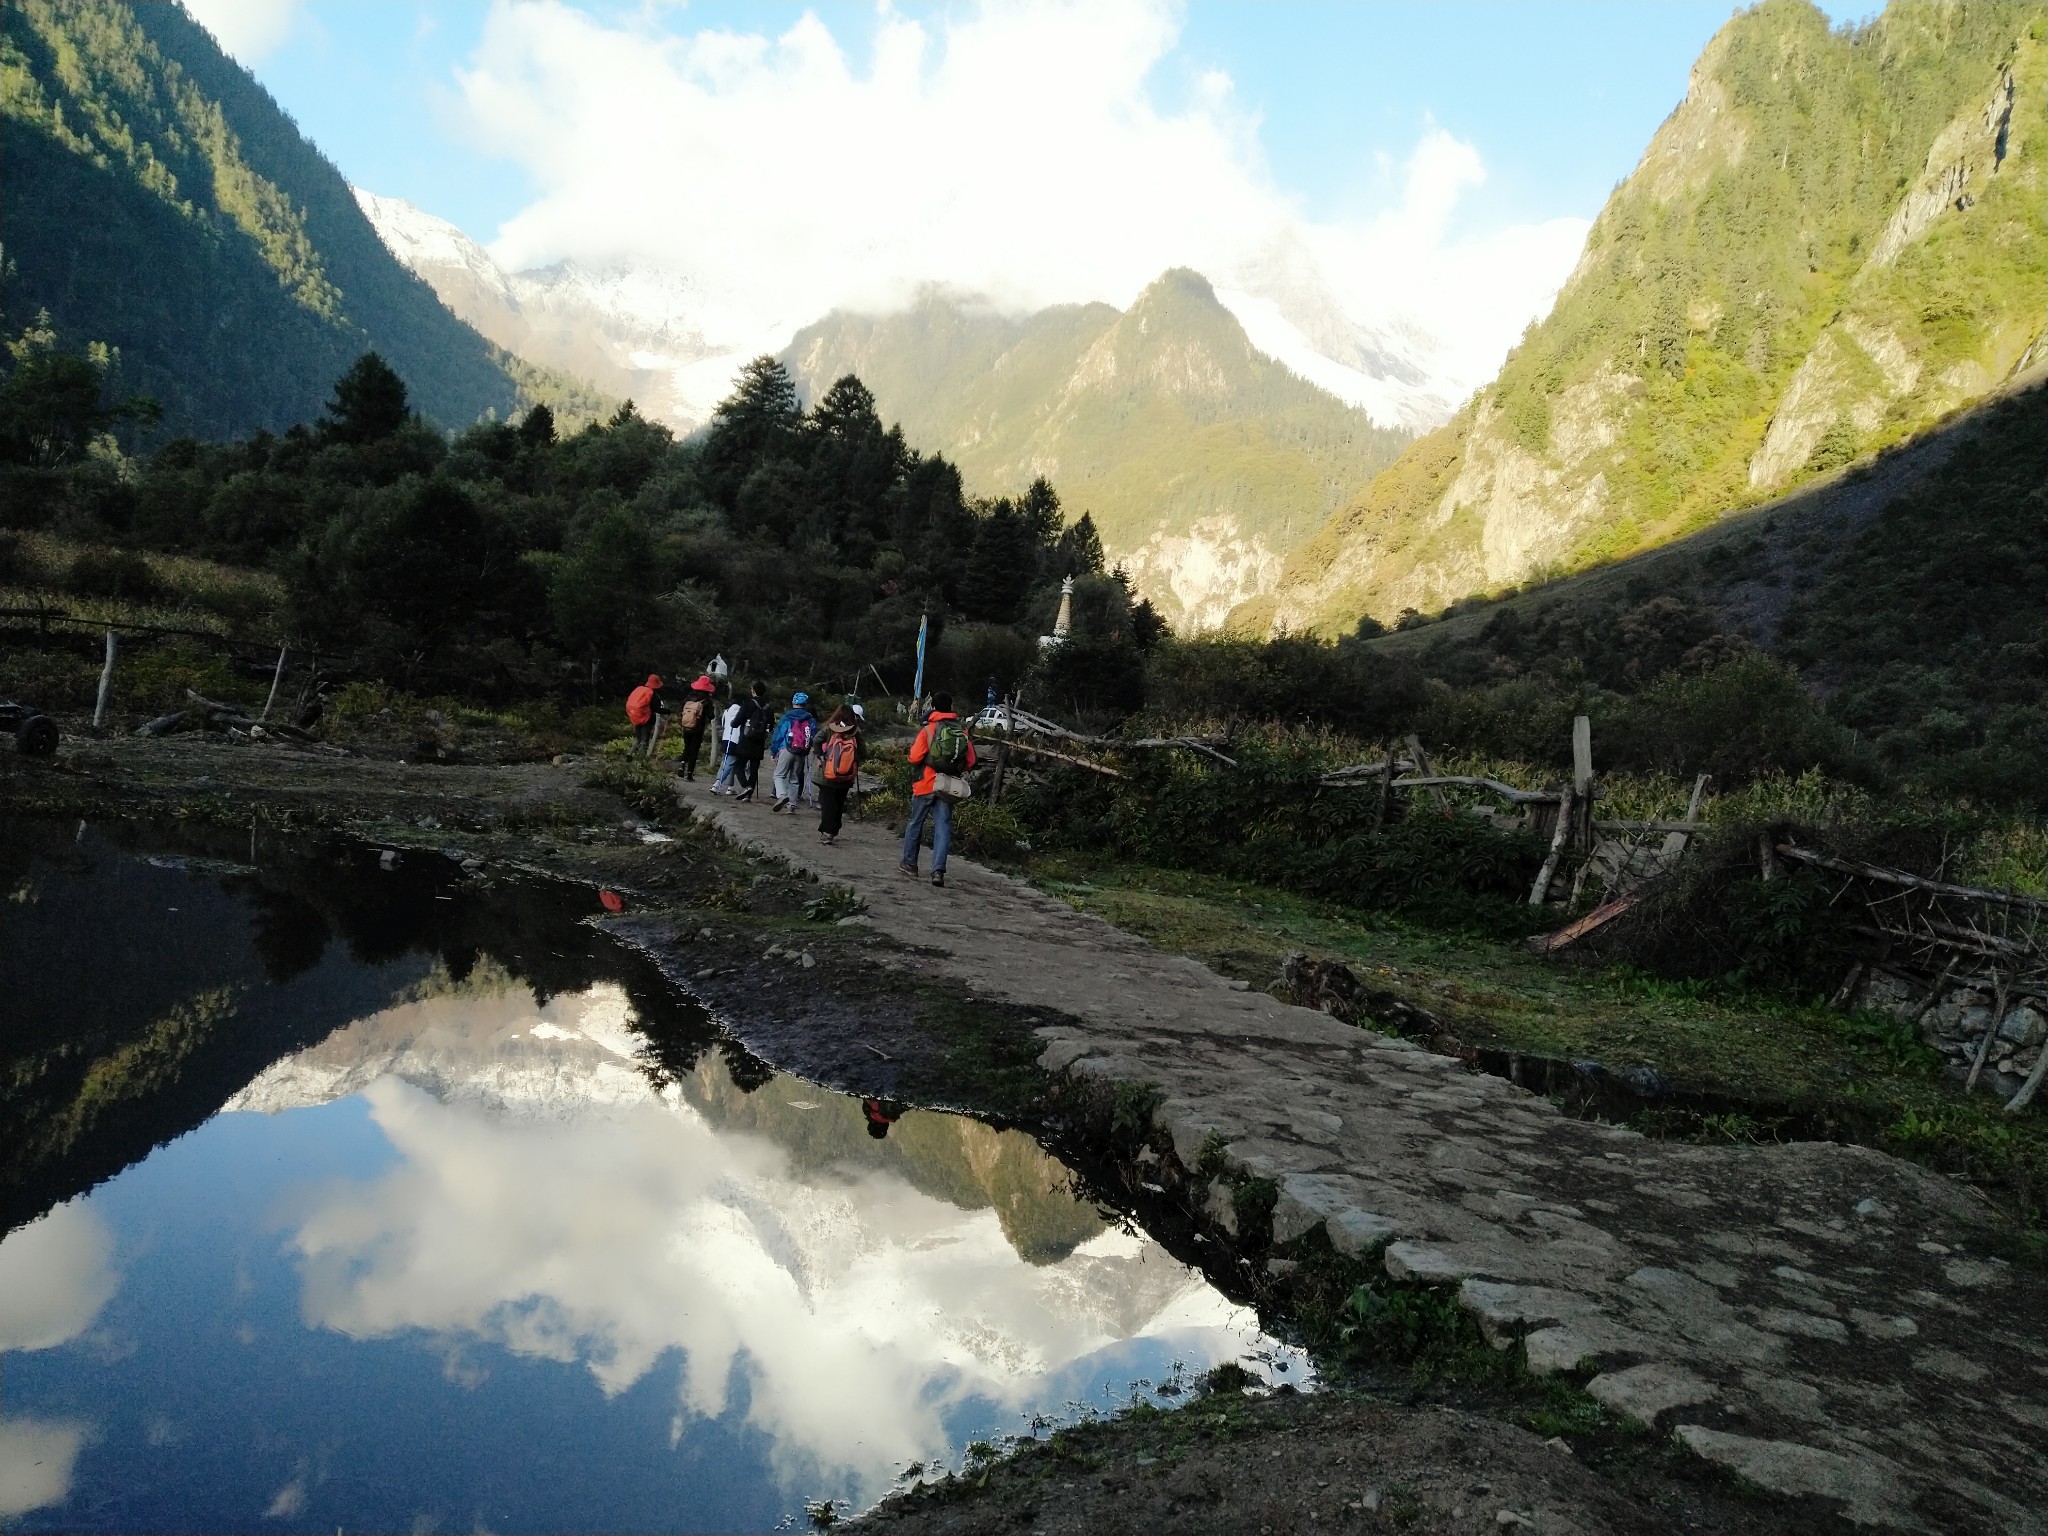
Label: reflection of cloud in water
xmin=0 ymin=1418 xmax=88 ymax=1518
xmin=0 ymin=1200 xmax=117 ymax=1351
xmin=265 ymin=989 xmax=1270 ymax=1504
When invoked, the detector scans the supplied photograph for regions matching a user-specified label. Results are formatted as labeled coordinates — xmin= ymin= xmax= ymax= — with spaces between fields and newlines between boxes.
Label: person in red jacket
xmin=897 ymin=692 xmax=976 ymax=888
xmin=625 ymin=674 xmax=666 ymax=756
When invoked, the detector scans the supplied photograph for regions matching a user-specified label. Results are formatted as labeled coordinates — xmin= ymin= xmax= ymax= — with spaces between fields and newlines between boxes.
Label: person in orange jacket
xmin=897 ymin=692 xmax=976 ymax=888
xmin=625 ymin=674 xmax=666 ymax=756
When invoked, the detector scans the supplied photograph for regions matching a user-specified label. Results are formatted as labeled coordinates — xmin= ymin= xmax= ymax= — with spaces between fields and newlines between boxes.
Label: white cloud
xmin=0 ymin=1200 xmax=118 ymax=1352
xmin=241 ymin=986 xmax=1292 ymax=1507
xmin=0 ymin=1418 xmax=89 ymax=1519
xmin=452 ymin=0 xmax=1587 ymax=407
xmin=181 ymin=0 xmax=303 ymax=63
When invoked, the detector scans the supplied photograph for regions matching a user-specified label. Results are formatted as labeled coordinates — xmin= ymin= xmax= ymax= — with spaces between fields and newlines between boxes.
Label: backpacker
xmin=739 ymin=702 xmax=768 ymax=746
xmin=787 ymin=714 xmax=814 ymax=753
xmin=927 ymin=718 xmax=969 ymax=774
xmin=679 ymin=698 xmax=708 ymax=730
xmin=820 ymin=733 xmax=859 ymax=783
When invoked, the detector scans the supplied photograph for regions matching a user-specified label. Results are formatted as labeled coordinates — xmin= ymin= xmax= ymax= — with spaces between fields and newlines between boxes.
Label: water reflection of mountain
xmin=223 ymin=985 xmax=1263 ymax=1512
xmin=227 ymin=980 xmax=1106 ymax=1267
xmin=0 ymin=818 xmax=721 ymax=1236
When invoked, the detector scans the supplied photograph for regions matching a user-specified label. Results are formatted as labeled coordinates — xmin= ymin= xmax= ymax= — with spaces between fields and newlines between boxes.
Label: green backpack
xmin=927 ymin=718 xmax=970 ymax=774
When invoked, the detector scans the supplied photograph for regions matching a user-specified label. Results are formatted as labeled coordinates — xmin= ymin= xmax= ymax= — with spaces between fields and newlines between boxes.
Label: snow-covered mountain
xmin=354 ymin=189 xmax=784 ymax=433
xmin=356 ymin=188 xmax=1469 ymax=439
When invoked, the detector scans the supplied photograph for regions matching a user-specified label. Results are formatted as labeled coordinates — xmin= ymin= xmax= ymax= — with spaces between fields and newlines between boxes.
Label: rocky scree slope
xmin=782 ymin=271 xmax=1412 ymax=633
xmin=1253 ymin=0 xmax=2048 ymax=637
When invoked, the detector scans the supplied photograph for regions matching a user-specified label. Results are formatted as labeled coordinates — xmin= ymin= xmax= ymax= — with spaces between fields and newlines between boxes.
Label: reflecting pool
xmin=1 ymin=823 xmax=1300 ymax=1531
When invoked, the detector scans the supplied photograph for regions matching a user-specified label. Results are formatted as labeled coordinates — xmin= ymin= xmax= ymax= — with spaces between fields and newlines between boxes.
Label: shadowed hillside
xmin=0 ymin=0 xmax=595 ymax=435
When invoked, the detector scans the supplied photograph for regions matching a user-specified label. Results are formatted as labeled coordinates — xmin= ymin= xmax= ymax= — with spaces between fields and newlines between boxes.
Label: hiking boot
xmin=896 ymin=862 xmax=919 ymax=879
xmin=931 ymin=870 xmax=946 ymax=889
xmin=771 ymin=798 xmax=789 ymax=813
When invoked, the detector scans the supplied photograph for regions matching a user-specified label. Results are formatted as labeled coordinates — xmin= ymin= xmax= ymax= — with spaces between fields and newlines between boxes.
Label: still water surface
xmin=1 ymin=823 xmax=1298 ymax=1531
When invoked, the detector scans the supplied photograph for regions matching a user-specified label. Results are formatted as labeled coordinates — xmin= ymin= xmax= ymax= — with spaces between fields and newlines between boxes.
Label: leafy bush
xmin=582 ymin=745 xmax=675 ymax=819
xmin=1005 ymin=732 xmax=1545 ymax=933
xmin=66 ymin=548 xmax=162 ymax=603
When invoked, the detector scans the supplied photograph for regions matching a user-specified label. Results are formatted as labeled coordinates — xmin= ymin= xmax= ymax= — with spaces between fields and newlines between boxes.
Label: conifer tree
xmin=324 ymin=353 xmax=409 ymax=444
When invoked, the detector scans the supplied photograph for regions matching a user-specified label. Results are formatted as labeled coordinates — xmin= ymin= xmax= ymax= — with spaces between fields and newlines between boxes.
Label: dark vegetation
xmin=8 ymin=322 xmax=2046 ymax=1025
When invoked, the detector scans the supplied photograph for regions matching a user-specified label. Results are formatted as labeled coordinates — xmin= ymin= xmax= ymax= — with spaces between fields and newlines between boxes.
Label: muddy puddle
xmin=0 ymin=820 xmax=1304 ymax=1533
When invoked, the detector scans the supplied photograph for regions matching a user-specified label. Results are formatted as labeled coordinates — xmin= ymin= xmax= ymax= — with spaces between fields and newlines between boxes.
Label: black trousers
xmin=817 ymin=779 xmax=853 ymax=836
xmin=633 ymin=721 xmax=655 ymax=755
xmin=680 ymin=726 xmax=707 ymax=778
xmin=737 ymin=754 xmax=762 ymax=793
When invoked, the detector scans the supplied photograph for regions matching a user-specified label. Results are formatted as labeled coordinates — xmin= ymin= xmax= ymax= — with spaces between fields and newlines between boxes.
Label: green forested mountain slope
xmin=783 ymin=270 xmax=1410 ymax=631
xmin=1256 ymin=0 xmax=2048 ymax=637
xmin=0 ymin=0 xmax=532 ymax=437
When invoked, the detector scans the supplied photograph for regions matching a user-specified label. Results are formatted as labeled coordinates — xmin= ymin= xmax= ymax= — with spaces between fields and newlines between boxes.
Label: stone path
xmin=677 ymin=780 xmax=2048 ymax=1533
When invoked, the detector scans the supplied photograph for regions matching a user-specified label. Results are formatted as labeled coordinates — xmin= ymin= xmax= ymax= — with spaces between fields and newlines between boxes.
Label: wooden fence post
xmin=93 ymin=628 xmax=118 ymax=728
xmin=260 ymin=645 xmax=288 ymax=721
xmin=1403 ymin=733 xmax=1448 ymax=809
xmin=1660 ymin=772 xmax=1710 ymax=861
xmin=1530 ymin=783 xmax=1575 ymax=906
xmin=1571 ymin=714 xmax=1594 ymax=850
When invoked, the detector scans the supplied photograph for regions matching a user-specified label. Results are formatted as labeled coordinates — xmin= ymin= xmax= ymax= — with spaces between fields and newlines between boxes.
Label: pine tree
xmin=1054 ymin=510 xmax=1105 ymax=576
xmin=324 ymin=353 xmax=409 ymax=444
xmin=518 ymin=402 xmax=556 ymax=447
xmin=700 ymin=356 xmax=802 ymax=510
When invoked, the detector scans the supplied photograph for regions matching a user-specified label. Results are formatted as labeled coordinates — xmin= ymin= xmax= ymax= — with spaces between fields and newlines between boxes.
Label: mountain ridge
xmin=1251 ymin=0 xmax=2048 ymax=637
xmin=782 ymin=271 xmax=1413 ymax=630
xmin=0 ymin=0 xmax=545 ymax=436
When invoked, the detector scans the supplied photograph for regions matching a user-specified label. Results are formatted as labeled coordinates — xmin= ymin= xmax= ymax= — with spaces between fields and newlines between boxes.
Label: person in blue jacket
xmin=769 ymin=692 xmax=818 ymax=812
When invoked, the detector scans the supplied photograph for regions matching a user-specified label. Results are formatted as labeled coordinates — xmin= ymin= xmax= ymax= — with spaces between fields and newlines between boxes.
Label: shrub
xmin=66 ymin=547 xmax=162 ymax=603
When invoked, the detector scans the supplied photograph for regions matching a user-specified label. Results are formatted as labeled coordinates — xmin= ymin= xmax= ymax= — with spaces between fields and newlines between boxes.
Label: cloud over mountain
xmin=454 ymin=0 xmax=1587 ymax=411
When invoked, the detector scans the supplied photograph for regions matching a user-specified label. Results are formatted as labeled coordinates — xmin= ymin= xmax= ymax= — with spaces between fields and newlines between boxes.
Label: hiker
xmin=862 ymin=1097 xmax=900 ymax=1140
xmin=814 ymin=705 xmax=864 ymax=844
xmin=769 ymin=692 xmax=817 ymax=813
xmin=898 ymin=690 xmax=976 ymax=888
xmin=710 ymin=692 xmax=744 ymax=794
xmin=625 ymin=674 xmax=667 ymax=756
xmin=732 ymin=682 xmax=771 ymax=801
xmin=675 ymin=675 xmax=718 ymax=781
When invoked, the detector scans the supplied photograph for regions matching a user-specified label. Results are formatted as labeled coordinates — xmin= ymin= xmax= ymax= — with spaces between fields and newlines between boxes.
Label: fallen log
xmin=137 ymin=710 xmax=189 ymax=737
xmin=1000 ymin=739 xmax=1128 ymax=779
xmin=1593 ymin=818 xmax=1721 ymax=834
xmin=1395 ymin=774 xmax=1561 ymax=805
xmin=1319 ymin=757 xmax=1413 ymax=783
xmin=1526 ymin=887 xmax=1649 ymax=955
xmin=1777 ymin=844 xmax=2048 ymax=912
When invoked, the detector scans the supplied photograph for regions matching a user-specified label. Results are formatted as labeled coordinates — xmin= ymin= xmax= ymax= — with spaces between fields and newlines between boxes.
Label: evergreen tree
xmin=962 ymin=501 xmax=1035 ymax=623
xmin=324 ymin=352 xmax=409 ymax=445
xmin=1018 ymin=476 xmax=1063 ymax=554
xmin=1054 ymin=510 xmax=1105 ymax=577
xmin=518 ymin=402 xmax=556 ymax=448
xmin=700 ymin=356 xmax=802 ymax=510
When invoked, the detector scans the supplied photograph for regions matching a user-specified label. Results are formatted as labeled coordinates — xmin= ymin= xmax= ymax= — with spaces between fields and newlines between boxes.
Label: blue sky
xmin=213 ymin=1 xmax=1875 ymax=247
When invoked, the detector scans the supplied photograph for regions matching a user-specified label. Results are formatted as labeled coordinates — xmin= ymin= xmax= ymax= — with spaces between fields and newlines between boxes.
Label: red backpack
xmin=820 ymin=733 xmax=859 ymax=783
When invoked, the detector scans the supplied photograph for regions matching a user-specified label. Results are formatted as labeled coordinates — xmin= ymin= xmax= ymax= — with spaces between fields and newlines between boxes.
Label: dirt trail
xmin=680 ymin=778 xmax=2048 ymax=1534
